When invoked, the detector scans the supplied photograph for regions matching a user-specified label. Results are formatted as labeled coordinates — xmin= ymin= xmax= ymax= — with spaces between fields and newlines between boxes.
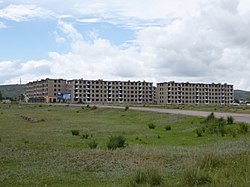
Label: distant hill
xmin=234 ymin=90 xmax=250 ymax=102
xmin=0 ymin=84 xmax=26 ymax=100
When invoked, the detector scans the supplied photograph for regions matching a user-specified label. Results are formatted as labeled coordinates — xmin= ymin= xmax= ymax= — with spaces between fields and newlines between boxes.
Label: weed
xmin=183 ymin=167 xmax=212 ymax=186
xmin=165 ymin=125 xmax=171 ymax=131
xmin=107 ymin=135 xmax=126 ymax=150
xmin=205 ymin=112 xmax=215 ymax=122
xmin=197 ymin=151 xmax=223 ymax=170
xmin=88 ymin=139 xmax=98 ymax=149
xmin=81 ymin=133 xmax=89 ymax=139
xmin=40 ymin=118 xmax=46 ymax=122
xmin=227 ymin=116 xmax=234 ymax=124
xmin=71 ymin=130 xmax=80 ymax=136
xmin=22 ymin=138 xmax=30 ymax=144
xmin=91 ymin=106 xmax=97 ymax=110
xmin=148 ymin=123 xmax=155 ymax=129
xmin=228 ymin=129 xmax=237 ymax=137
xmin=239 ymin=123 xmax=248 ymax=134
xmin=196 ymin=128 xmax=203 ymax=137
xmin=125 ymin=106 xmax=129 ymax=111
xmin=129 ymin=167 xmax=162 ymax=186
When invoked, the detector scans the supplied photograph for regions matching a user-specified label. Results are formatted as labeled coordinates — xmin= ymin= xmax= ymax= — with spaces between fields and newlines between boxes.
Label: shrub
xmin=124 ymin=106 xmax=129 ymax=111
xmin=183 ymin=167 xmax=212 ymax=186
xmin=91 ymin=106 xmax=97 ymax=110
xmin=71 ymin=130 xmax=80 ymax=136
xmin=239 ymin=123 xmax=248 ymax=134
xmin=229 ymin=129 xmax=237 ymax=137
xmin=107 ymin=135 xmax=126 ymax=150
xmin=196 ymin=128 xmax=203 ymax=137
xmin=129 ymin=167 xmax=162 ymax=186
xmin=165 ymin=125 xmax=171 ymax=131
xmin=88 ymin=139 xmax=98 ymax=149
xmin=227 ymin=116 xmax=234 ymax=124
xmin=148 ymin=123 xmax=156 ymax=129
xmin=81 ymin=133 xmax=89 ymax=139
xmin=197 ymin=151 xmax=223 ymax=170
xmin=205 ymin=112 xmax=215 ymax=122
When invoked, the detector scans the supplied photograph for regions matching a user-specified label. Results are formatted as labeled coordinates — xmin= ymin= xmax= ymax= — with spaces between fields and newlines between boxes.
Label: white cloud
xmin=1 ymin=0 xmax=250 ymax=91
xmin=57 ymin=20 xmax=82 ymax=41
xmin=0 ymin=4 xmax=54 ymax=21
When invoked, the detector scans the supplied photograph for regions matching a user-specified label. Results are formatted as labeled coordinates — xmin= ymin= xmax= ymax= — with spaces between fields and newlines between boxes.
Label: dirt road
xmin=95 ymin=105 xmax=250 ymax=124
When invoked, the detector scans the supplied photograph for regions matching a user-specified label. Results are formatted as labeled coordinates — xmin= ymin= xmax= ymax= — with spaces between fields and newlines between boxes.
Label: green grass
xmin=0 ymin=103 xmax=249 ymax=186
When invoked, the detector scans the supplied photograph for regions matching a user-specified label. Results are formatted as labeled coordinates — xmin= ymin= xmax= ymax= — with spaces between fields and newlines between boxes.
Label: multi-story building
xmin=67 ymin=79 xmax=155 ymax=104
xmin=26 ymin=78 xmax=67 ymax=103
xmin=156 ymin=81 xmax=233 ymax=105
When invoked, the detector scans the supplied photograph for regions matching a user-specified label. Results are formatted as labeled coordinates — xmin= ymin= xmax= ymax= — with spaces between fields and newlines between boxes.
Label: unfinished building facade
xmin=156 ymin=81 xmax=233 ymax=105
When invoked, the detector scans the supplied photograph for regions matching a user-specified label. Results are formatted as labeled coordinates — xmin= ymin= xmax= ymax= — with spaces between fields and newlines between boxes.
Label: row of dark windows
xmin=159 ymin=100 xmax=232 ymax=104
xmin=159 ymin=96 xmax=233 ymax=100
xmin=75 ymin=90 xmax=151 ymax=94
xmin=75 ymin=94 xmax=152 ymax=98
xmin=75 ymin=98 xmax=152 ymax=102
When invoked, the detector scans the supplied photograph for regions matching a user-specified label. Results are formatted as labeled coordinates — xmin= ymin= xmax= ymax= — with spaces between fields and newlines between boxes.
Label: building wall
xmin=156 ymin=81 xmax=234 ymax=105
xmin=26 ymin=78 xmax=67 ymax=103
xmin=26 ymin=78 xmax=234 ymax=105
xmin=68 ymin=79 xmax=155 ymax=104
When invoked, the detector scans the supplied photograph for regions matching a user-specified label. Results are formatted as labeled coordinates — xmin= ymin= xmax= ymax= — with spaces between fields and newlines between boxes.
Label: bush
xmin=129 ymin=167 xmax=162 ymax=186
xmin=91 ymin=106 xmax=97 ymax=110
xmin=227 ymin=116 xmax=234 ymax=124
xmin=165 ymin=125 xmax=171 ymax=131
xmin=71 ymin=130 xmax=80 ymax=136
xmin=148 ymin=123 xmax=156 ymax=129
xmin=183 ymin=168 xmax=212 ymax=186
xmin=239 ymin=123 xmax=248 ymax=134
xmin=197 ymin=151 xmax=223 ymax=170
xmin=229 ymin=129 xmax=237 ymax=137
xmin=107 ymin=135 xmax=126 ymax=150
xmin=88 ymin=139 xmax=98 ymax=149
xmin=124 ymin=106 xmax=129 ymax=111
xmin=205 ymin=112 xmax=215 ymax=122
xmin=196 ymin=128 xmax=203 ymax=137
xmin=81 ymin=133 xmax=89 ymax=139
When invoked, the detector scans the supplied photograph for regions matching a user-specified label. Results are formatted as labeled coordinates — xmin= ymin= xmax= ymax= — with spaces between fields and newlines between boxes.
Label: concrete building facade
xmin=26 ymin=78 xmax=67 ymax=103
xmin=26 ymin=78 xmax=234 ymax=105
xmin=156 ymin=81 xmax=234 ymax=105
xmin=68 ymin=79 xmax=155 ymax=104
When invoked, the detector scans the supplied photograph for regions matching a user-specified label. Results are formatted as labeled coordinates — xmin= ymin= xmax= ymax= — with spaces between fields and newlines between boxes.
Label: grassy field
xmin=0 ymin=103 xmax=249 ymax=186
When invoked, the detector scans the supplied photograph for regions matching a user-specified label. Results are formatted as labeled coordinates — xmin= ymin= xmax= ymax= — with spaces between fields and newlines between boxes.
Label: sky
xmin=0 ymin=0 xmax=250 ymax=90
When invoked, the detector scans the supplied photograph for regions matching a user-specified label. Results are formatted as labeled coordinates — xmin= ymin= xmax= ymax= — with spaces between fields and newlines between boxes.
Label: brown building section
xmin=156 ymin=81 xmax=234 ymax=105
xmin=68 ymin=79 xmax=155 ymax=104
xmin=26 ymin=78 xmax=67 ymax=103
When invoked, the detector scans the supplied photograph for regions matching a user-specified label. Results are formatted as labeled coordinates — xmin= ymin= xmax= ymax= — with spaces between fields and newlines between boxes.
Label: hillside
xmin=234 ymin=90 xmax=250 ymax=102
xmin=0 ymin=84 xmax=26 ymax=100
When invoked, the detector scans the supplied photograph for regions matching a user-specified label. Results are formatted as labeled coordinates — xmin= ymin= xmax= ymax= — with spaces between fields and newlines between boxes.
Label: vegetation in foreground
xmin=0 ymin=103 xmax=249 ymax=186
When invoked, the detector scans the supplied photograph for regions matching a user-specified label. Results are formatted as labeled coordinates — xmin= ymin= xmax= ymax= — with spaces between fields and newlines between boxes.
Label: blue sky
xmin=0 ymin=0 xmax=250 ymax=90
